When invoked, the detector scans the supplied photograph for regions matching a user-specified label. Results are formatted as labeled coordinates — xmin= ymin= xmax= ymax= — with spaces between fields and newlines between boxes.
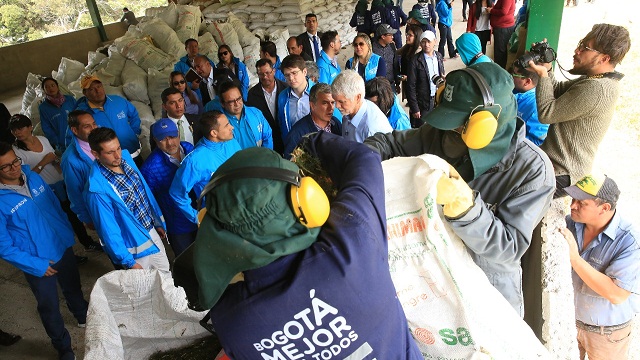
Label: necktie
xmin=177 ymin=119 xmax=185 ymax=141
xmin=312 ymin=35 xmax=320 ymax=61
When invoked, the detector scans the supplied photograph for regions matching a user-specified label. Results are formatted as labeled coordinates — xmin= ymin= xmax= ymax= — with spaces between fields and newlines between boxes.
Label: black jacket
xmin=406 ymin=51 xmax=445 ymax=114
xmin=296 ymin=32 xmax=323 ymax=62
xmin=246 ymin=79 xmax=287 ymax=155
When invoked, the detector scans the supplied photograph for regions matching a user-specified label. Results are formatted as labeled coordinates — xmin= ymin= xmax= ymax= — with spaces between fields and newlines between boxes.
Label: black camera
xmin=514 ymin=41 xmax=556 ymax=69
xmin=431 ymin=74 xmax=445 ymax=87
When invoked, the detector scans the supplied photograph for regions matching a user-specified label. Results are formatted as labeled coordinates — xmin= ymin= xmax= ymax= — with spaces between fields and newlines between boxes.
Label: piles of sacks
xmin=202 ymin=0 xmax=359 ymax=45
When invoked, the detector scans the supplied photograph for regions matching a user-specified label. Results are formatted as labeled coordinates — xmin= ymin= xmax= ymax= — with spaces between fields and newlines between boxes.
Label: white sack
xmin=131 ymin=101 xmax=155 ymax=159
xmin=21 ymin=73 xmax=43 ymax=115
xmin=208 ymin=22 xmax=244 ymax=61
xmin=55 ymin=57 xmax=86 ymax=86
xmin=139 ymin=18 xmax=186 ymax=58
xmin=103 ymin=49 xmax=129 ymax=86
xmin=175 ymin=5 xmax=202 ymax=44
xmin=383 ymin=155 xmax=551 ymax=359
xmin=158 ymin=3 xmax=179 ymax=29
xmin=114 ymin=35 xmax=176 ymax=71
xmin=121 ymin=60 xmax=150 ymax=105
xmin=84 ymin=270 xmax=208 ymax=360
xmin=147 ymin=67 xmax=174 ymax=119
xmin=198 ymin=32 xmax=219 ymax=60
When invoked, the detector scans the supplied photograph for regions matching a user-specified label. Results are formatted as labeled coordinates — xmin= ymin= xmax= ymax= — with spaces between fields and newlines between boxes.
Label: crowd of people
xmin=0 ymin=1 xmax=637 ymax=359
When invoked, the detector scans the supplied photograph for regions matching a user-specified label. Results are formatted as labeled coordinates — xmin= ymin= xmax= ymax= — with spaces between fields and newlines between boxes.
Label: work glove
xmin=436 ymin=165 xmax=474 ymax=218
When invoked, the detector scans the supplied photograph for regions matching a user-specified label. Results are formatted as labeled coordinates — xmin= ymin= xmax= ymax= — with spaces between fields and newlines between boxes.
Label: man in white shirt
xmin=246 ymin=58 xmax=287 ymax=155
xmin=332 ymin=70 xmax=393 ymax=143
xmin=161 ymin=87 xmax=195 ymax=145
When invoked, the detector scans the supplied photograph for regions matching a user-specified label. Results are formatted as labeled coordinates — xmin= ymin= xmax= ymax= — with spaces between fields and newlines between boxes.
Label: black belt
xmin=576 ymin=319 xmax=632 ymax=335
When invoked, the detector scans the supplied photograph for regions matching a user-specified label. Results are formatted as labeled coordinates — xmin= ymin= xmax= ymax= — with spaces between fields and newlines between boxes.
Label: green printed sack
xmin=382 ymin=155 xmax=550 ymax=360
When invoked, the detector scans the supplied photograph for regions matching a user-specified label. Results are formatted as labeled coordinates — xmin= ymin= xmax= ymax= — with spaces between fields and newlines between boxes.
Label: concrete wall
xmin=0 ymin=23 xmax=127 ymax=92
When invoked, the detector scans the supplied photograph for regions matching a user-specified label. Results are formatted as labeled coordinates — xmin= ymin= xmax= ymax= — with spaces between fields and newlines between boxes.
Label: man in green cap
xmin=365 ymin=62 xmax=555 ymax=316
xmin=191 ymin=133 xmax=422 ymax=359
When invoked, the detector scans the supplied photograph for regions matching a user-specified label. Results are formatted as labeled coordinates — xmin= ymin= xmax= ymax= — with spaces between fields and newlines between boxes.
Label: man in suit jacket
xmin=296 ymin=14 xmax=322 ymax=62
xmin=287 ymin=37 xmax=313 ymax=62
xmin=406 ymin=31 xmax=444 ymax=128
xmin=246 ymin=59 xmax=287 ymax=155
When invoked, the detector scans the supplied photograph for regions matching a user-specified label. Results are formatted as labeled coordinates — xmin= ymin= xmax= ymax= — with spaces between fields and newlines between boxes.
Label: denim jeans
xmin=23 ymin=247 xmax=88 ymax=356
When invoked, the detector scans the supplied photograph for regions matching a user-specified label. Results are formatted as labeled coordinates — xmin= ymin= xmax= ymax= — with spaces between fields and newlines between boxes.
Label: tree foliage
xmin=0 ymin=0 xmax=165 ymax=46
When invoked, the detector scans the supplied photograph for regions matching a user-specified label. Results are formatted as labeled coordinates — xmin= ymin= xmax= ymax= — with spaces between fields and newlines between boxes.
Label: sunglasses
xmin=353 ymin=42 xmax=366 ymax=47
xmin=219 ymin=51 xmax=229 ymax=57
xmin=172 ymin=80 xmax=186 ymax=86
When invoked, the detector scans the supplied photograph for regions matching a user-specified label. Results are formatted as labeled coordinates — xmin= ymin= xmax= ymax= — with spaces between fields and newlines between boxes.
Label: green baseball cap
xmin=426 ymin=62 xmax=518 ymax=178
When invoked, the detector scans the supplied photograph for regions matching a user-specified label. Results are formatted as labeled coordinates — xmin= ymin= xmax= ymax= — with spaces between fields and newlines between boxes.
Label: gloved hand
xmin=436 ymin=165 xmax=474 ymax=218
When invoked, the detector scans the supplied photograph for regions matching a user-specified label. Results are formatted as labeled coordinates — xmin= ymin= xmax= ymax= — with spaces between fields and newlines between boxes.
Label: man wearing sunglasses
xmin=0 ymin=142 xmax=88 ymax=360
xmin=527 ymin=24 xmax=631 ymax=198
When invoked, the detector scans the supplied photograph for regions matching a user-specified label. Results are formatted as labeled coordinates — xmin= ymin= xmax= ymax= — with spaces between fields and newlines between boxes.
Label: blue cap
xmin=151 ymin=118 xmax=179 ymax=140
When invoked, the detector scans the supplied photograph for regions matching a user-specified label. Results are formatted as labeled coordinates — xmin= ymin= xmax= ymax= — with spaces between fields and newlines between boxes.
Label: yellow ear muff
xmin=461 ymin=109 xmax=498 ymax=149
xmin=290 ymin=176 xmax=330 ymax=228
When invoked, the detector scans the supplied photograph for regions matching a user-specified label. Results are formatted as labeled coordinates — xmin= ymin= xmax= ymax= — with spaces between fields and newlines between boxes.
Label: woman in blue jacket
xmin=216 ymin=45 xmax=250 ymax=101
xmin=346 ymin=34 xmax=386 ymax=82
xmin=365 ymin=77 xmax=410 ymax=130
xmin=38 ymin=78 xmax=76 ymax=153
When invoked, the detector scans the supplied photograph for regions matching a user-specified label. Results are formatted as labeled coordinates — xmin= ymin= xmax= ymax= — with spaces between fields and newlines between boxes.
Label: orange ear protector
xmin=457 ymin=67 xmax=502 ymax=149
xmin=198 ymin=167 xmax=330 ymax=228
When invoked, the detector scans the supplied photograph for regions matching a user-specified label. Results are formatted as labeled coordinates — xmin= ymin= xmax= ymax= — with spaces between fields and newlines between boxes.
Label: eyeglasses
xmin=0 ymin=157 xmax=22 ymax=173
xmin=218 ymin=51 xmax=229 ymax=57
xmin=172 ymin=80 xmax=186 ymax=86
xmin=576 ymin=41 xmax=600 ymax=54
xmin=223 ymin=95 xmax=243 ymax=106
xmin=353 ymin=42 xmax=366 ymax=47
xmin=283 ymin=69 xmax=301 ymax=79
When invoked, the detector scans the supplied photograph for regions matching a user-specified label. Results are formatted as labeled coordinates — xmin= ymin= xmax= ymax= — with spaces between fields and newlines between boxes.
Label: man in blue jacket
xmin=84 ymin=127 xmax=169 ymax=271
xmin=61 ymin=110 xmax=98 ymax=229
xmin=284 ymin=83 xmax=342 ymax=159
xmin=316 ymin=31 xmax=342 ymax=85
xmin=219 ymin=82 xmax=273 ymax=150
xmin=511 ymin=64 xmax=547 ymax=146
xmin=170 ymin=111 xmax=241 ymax=226
xmin=0 ymin=142 xmax=88 ymax=360
xmin=277 ymin=55 xmax=315 ymax=143
xmin=75 ymin=74 xmax=143 ymax=166
xmin=436 ymin=0 xmax=458 ymax=59
xmin=174 ymin=38 xmax=215 ymax=79
xmin=141 ymin=119 xmax=196 ymax=257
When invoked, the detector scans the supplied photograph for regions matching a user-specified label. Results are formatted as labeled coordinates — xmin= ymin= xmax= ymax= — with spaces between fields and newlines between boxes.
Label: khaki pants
xmin=136 ymin=228 xmax=170 ymax=272
xmin=577 ymin=322 xmax=632 ymax=360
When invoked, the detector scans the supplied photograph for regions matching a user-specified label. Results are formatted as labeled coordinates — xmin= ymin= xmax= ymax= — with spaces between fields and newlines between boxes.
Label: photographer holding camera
xmin=406 ymin=30 xmax=445 ymax=128
xmin=527 ymin=24 xmax=630 ymax=197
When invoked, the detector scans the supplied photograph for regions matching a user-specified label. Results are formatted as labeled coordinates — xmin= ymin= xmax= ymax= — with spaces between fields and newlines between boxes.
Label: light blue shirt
xmin=567 ymin=212 xmax=640 ymax=326
xmin=287 ymin=88 xmax=310 ymax=127
xmin=342 ymin=99 xmax=393 ymax=143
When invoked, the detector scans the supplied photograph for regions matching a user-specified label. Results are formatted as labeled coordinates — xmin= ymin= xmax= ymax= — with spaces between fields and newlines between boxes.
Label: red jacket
xmin=489 ymin=0 xmax=515 ymax=28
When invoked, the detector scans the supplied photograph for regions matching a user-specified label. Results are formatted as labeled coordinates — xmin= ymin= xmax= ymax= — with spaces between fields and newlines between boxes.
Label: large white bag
xmin=84 ymin=270 xmax=208 ymax=360
xmin=382 ymin=155 xmax=551 ymax=359
xmin=121 ymin=60 xmax=150 ymax=105
xmin=139 ymin=18 xmax=186 ymax=58
xmin=175 ymin=5 xmax=202 ymax=44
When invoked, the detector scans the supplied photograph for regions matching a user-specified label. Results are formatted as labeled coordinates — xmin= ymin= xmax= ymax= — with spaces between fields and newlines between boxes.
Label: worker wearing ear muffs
xmin=365 ymin=61 xmax=555 ymax=317
xmin=192 ymin=134 xmax=423 ymax=359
